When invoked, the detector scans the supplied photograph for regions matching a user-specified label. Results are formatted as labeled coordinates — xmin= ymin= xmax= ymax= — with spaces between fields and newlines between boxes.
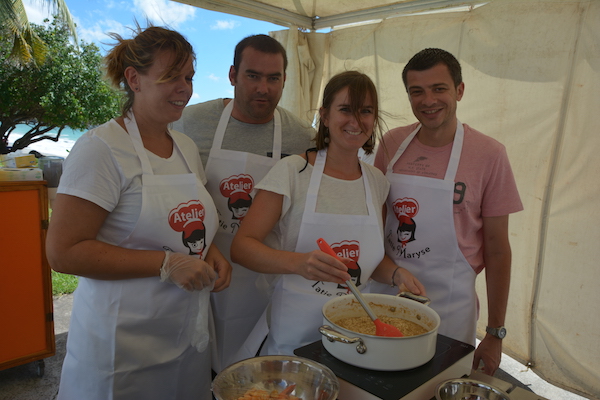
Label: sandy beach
xmin=5 ymin=123 xmax=83 ymax=160
xmin=8 ymin=137 xmax=77 ymax=159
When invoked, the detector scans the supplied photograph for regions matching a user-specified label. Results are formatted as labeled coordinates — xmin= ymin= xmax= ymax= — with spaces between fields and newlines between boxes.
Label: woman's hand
xmin=371 ymin=255 xmax=427 ymax=296
xmin=205 ymin=244 xmax=232 ymax=292
xmin=160 ymin=251 xmax=217 ymax=291
xmin=392 ymin=266 xmax=427 ymax=296
xmin=293 ymin=250 xmax=351 ymax=284
xmin=232 ymin=189 xmax=352 ymax=284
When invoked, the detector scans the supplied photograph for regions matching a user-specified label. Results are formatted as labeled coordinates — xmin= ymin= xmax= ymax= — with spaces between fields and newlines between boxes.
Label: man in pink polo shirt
xmin=374 ymin=48 xmax=523 ymax=376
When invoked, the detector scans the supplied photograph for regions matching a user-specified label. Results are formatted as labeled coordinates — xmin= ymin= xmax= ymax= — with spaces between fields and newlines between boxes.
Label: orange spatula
xmin=316 ymin=238 xmax=404 ymax=337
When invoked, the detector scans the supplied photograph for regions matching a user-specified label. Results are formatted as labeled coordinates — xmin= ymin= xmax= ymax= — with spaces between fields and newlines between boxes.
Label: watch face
xmin=487 ymin=326 xmax=507 ymax=339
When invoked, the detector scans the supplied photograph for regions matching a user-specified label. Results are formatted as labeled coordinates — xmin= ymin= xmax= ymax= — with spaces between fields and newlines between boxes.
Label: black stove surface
xmin=294 ymin=335 xmax=474 ymax=400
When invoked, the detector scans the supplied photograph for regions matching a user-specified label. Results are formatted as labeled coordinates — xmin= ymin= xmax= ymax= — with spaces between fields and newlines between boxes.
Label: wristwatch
xmin=486 ymin=326 xmax=507 ymax=339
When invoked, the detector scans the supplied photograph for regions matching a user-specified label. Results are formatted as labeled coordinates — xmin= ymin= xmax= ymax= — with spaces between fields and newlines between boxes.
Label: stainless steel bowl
xmin=435 ymin=378 xmax=511 ymax=400
xmin=212 ymin=355 xmax=340 ymax=400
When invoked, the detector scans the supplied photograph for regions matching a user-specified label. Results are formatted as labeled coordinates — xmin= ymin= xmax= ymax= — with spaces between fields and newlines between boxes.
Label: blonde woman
xmin=46 ymin=25 xmax=231 ymax=399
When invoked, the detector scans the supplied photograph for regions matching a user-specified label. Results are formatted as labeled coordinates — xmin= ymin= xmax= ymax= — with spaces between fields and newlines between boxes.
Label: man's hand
xmin=472 ymin=335 xmax=503 ymax=375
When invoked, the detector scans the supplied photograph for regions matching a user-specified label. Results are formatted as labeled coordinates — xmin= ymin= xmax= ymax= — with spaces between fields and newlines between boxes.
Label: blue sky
xmin=23 ymin=0 xmax=284 ymax=105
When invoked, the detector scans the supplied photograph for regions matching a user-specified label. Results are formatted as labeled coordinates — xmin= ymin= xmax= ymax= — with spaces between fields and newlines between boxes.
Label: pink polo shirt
xmin=375 ymin=122 xmax=523 ymax=273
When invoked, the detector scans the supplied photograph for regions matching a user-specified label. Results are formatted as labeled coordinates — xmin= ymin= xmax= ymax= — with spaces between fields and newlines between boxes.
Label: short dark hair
xmin=402 ymin=48 xmax=462 ymax=90
xmin=233 ymin=34 xmax=288 ymax=73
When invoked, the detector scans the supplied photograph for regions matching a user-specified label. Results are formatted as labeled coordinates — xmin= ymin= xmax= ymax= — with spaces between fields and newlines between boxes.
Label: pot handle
xmin=399 ymin=291 xmax=431 ymax=306
xmin=319 ymin=325 xmax=367 ymax=354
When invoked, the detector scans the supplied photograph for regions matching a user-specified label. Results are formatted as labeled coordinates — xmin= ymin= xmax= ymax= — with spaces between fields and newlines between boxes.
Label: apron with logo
xmin=207 ymin=100 xmax=283 ymax=371
xmin=239 ymin=149 xmax=385 ymax=357
xmin=376 ymin=121 xmax=477 ymax=345
xmin=58 ymin=112 xmax=218 ymax=400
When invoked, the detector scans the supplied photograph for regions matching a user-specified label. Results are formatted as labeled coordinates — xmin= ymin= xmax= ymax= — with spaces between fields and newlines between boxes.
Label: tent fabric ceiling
xmin=173 ymin=0 xmax=485 ymax=30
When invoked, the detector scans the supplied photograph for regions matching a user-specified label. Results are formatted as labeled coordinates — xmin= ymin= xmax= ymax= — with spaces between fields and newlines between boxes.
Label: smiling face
xmin=406 ymin=63 xmax=464 ymax=144
xmin=399 ymin=230 xmax=412 ymax=242
xmin=129 ymin=49 xmax=194 ymax=125
xmin=321 ymin=86 xmax=375 ymax=153
xmin=229 ymin=47 xmax=285 ymax=124
xmin=188 ymin=238 xmax=205 ymax=254
xmin=232 ymin=206 xmax=249 ymax=219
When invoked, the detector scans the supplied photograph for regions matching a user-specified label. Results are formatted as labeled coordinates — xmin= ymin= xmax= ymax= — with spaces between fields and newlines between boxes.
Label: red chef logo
xmin=331 ymin=240 xmax=363 ymax=290
xmin=392 ymin=198 xmax=418 ymax=248
xmin=169 ymin=200 xmax=207 ymax=256
xmin=220 ymin=174 xmax=254 ymax=221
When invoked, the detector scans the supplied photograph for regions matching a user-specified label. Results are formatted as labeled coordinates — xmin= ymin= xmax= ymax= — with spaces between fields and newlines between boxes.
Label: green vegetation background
xmin=52 ymin=271 xmax=78 ymax=296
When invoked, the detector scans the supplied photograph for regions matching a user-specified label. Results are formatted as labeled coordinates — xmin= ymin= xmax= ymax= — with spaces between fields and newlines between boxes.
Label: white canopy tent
xmin=174 ymin=0 xmax=600 ymax=398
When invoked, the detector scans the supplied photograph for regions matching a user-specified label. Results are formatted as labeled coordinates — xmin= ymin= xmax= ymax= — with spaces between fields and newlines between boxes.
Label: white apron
xmin=239 ymin=149 xmax=385 ymax=357
xmin=207 ymin=100 xmax=282 ymax=372
xmin=58 ymin=112 xmax=218 ymax=400
xmin=375 ymin=121 xmax=477 ymax=345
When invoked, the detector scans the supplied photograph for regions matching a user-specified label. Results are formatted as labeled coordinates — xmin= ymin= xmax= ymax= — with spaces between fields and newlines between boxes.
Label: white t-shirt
xmin=256 ymin=154 xmax=390 ymax=253
xmin=58 ymin=118 xmax=206 ymax=246
xmin=171 ymin=99 xmax=315 ymax=168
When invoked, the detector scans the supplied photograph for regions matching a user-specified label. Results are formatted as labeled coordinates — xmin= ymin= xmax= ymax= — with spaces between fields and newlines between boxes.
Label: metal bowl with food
xmin=212 ymin=355 xmax=340 ymax=400
xmin=435 ymin=378 xmax=511 ymax=400
xmin=320 ymin=293 xmax=440 ymax=371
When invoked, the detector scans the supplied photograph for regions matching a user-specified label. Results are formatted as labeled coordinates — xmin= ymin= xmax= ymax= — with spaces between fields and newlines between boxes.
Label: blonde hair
xmin=104 ymin=24 xmax=195 ymax=115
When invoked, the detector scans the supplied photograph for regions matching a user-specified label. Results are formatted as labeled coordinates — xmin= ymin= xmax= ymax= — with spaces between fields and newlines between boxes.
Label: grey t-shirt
xmin=171 ymin=99 xmax=316 ymax=167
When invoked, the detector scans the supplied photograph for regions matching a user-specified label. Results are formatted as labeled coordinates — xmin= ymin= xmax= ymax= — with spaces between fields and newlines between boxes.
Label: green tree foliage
xmin=0 ymin=17 xmax=121 ymax=154
xmin=0 ymin=0 xmax=78 ymax=66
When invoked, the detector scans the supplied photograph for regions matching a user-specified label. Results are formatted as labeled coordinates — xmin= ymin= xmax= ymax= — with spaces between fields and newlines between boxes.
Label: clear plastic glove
xmin=191 ymin=281 xmax=214 ymax=352
xmin=160 ymin=251 xmax=217 ymax=291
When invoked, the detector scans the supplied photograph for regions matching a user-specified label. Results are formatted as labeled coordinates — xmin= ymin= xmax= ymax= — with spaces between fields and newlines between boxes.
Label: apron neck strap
xmin=387 ymin=120 xmax=464 ymax=181
xmin=125 ymin=111 xmax=153 ymax=175
xmin=304 ymin=148 xmax=376 ymax=215
xmin=125 ymin=110 xmax=194 ymax=176
xmin=212 ymin=99 xmax=283 ymax=160
xmin=444 ymin=120 xmax=463 ymax=180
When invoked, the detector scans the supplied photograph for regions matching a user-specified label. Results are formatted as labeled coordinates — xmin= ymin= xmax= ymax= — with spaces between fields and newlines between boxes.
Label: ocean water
xmin=8 ymin=124 xmax=86 ymax=158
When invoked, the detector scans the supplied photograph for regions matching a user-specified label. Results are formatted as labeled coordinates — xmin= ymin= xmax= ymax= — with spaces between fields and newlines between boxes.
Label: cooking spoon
xmin=316 ymin=238 xmax=404 ymax=337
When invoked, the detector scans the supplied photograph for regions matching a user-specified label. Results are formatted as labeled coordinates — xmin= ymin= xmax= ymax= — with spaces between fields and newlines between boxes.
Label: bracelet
xmin=390 ymin=266 xmax=401 ymax=287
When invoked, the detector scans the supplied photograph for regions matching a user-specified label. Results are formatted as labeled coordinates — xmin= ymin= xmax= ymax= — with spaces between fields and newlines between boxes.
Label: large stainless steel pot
xmin=320 ymin=293 xmax=440 ymax=371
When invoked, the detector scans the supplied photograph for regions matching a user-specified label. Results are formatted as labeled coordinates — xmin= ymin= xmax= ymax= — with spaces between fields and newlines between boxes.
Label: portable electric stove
xmin=294 ymin=334 xmax=475 ymax=400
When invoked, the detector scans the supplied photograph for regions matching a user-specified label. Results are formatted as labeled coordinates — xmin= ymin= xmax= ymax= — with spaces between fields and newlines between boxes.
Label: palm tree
xmin=1 ymin=0 xmax=78 ymax=66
